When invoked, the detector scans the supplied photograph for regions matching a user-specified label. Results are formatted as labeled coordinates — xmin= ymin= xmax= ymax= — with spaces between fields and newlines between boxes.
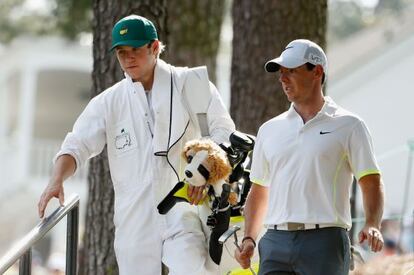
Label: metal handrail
xmin=0 ymin=193 xmax=79 ymax=274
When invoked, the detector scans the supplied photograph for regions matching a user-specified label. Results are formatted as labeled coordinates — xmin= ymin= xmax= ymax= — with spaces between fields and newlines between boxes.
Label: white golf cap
xmin=264 ymin=39 xmax=328 ymax=75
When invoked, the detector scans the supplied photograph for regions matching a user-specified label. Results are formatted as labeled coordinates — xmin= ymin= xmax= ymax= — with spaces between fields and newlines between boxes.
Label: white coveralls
xmin=57 ymin=59 xmax=235 ymax=274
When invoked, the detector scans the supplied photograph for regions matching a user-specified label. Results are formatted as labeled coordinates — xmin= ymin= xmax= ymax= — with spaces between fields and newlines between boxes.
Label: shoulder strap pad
xmin=182 ymin=66 xmax=213 ymax=137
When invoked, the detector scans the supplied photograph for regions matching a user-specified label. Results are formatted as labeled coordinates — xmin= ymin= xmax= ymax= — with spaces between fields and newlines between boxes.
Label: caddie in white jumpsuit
xmin=38 ymin=15 xmax=235 ymax=275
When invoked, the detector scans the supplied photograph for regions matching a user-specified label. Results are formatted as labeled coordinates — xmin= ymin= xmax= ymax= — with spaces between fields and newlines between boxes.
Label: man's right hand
xmin=187 ymin=184 xmax=207 ymax=205
xmin=38 ymin=179 xmax=65 ymax=218
xmin=38 ymin=154 xmax=76 ymax=218
xmin=234 ymin=239 xmax=255 ymax=269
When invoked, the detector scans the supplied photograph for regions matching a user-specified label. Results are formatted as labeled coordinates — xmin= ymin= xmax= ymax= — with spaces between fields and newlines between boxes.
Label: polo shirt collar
xmin=319 ymin=96 xmax=338 ymax=117
xmin=286 ymin=104 xmax=298 ymax=118
xmin=286 ymin=96 xmax=338 ymax=119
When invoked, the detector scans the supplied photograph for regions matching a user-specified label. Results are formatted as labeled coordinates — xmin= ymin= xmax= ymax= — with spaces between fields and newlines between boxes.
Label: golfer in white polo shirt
xmin=235 ymin=39 xmax=385 ymax=275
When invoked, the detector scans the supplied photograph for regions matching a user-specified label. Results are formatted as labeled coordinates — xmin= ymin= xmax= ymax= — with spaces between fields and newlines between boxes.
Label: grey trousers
xmin=258 ymin=227 xmax=350 ymax=275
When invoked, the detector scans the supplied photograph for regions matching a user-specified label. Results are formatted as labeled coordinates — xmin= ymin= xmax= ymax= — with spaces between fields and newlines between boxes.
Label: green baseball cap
xmin=110 ymin=15 xmax=158 ymax=51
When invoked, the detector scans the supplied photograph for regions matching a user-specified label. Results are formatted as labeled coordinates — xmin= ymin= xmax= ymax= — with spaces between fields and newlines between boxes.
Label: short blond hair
xmin=148 ymin=40 xmax=166 ymax=58
xmin=158 ymin=41 xmax=166 ymax=57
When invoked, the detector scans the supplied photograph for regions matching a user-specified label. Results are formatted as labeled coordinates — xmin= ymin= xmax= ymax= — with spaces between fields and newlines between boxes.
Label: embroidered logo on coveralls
xmin=115 ymin=128 xmax=132 ymax=149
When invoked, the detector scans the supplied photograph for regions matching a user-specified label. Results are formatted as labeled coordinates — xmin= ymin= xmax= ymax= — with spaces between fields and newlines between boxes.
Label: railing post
xmin=66 ymin=205 xmax=79 ymax=275
xmin=0 ymin=194 xmax=80 ymax=274
xmin=19 ymin=249 xmax=31 ymax=275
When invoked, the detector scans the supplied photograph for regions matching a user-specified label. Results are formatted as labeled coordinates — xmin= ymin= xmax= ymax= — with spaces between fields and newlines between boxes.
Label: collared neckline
xmin=318 ymin=96 xmax=338 ymax=117
xmin=286 ymin=96 xmax=338 ymax=120
xmin=124 ymin=59 xmax=168 ymax=93
xmin=124 ymin=72 xmax=145 ymax=93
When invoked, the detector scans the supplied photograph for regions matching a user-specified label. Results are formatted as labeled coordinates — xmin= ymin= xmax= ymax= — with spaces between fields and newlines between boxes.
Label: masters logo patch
xmin=120 ymin=28 xmax=128 ymax=35
xmin=115 ymin=128 xmax=131 ymax=150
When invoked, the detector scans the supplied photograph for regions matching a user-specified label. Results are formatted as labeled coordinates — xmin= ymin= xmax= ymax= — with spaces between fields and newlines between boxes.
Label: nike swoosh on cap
xmin=319 ymin=131 xmax=331 ymax=135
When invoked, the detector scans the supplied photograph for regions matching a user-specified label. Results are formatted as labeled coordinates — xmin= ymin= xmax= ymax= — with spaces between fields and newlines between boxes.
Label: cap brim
xmin=264 ymin=59 xmax=281 ymax=72
xmin=110 ymin=39 xmax=151 ymax=51
xmin=264 ymin=56 xmax=307 ymax=72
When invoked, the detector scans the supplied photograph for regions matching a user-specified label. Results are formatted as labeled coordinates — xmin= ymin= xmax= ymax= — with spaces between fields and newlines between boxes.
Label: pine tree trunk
xmin=230 ymin=0 xmax=327 ymax=134
xmin=80 ymin=1 xmax=167 ymax=274
xmin=165 ymin=0 xmax=225 ymax=82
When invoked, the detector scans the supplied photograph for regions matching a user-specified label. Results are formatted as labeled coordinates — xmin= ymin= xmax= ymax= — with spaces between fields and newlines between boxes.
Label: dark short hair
xmin=305 ymin=63 xmax=325 ymax=84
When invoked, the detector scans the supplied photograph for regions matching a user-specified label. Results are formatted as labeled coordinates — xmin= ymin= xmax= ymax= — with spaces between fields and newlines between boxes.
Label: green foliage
xmin=53 ymin=0 xmax=92 ymax=40
xmin=105 ymin=266 xmax=117 ymax=275
xmin=0 ymin=0 xmax=56 ymax=43
xmin=0 ymin=0 xmax=92 ymax=44
xmin=328 ymin=1 xmax=365 ymax=42
xmin=375 ymin=0 xmax=405 ymax=15
xmin=328 ymin=0 xmax=410 ymax=43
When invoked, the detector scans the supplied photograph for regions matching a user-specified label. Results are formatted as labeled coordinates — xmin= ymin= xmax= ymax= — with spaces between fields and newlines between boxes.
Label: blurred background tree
xmin=375 ymin=0 xmax=405 ymax=15
xmin=0 ymin=0 xmax=57 ymax=43
xmin=230 ymin=0 xmax=327 ymax=134
xmin=328 ymin=0 xmax=365 ymax=43
xmin=327 ymin=0 xmax=408 ymax=44
xmin=52 ymin=0 xmax=92 ymax=40
xmin=0 ymin=0 xmax=92 ymax=44
xmin=166 ymin=0 xmax=225 ymax=82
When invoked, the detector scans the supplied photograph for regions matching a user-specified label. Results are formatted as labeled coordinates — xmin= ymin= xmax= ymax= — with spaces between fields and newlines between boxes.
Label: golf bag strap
xmin=181 ymin=66 xmax=212 ymax=137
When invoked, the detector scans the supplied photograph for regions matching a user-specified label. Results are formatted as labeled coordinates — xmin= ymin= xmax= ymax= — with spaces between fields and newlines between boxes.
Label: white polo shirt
xmin=250 ymin=97 xmax=380 ymax=229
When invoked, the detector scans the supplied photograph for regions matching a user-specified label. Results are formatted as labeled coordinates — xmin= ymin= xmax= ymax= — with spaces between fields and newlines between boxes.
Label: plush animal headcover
xmin=182 ymin=139 xmax=232 ymax=189
xmin=182 ymin=139 xmax=236 ymax=265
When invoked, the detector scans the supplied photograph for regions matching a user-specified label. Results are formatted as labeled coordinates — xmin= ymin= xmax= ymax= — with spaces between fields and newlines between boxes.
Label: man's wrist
xmin=242 ymin=236 xmax=256 ymax=248
xmin=365 ymin=221 xmax=381 ymax=229
xmin=50 ymin=176 xmax=64 ymax=185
